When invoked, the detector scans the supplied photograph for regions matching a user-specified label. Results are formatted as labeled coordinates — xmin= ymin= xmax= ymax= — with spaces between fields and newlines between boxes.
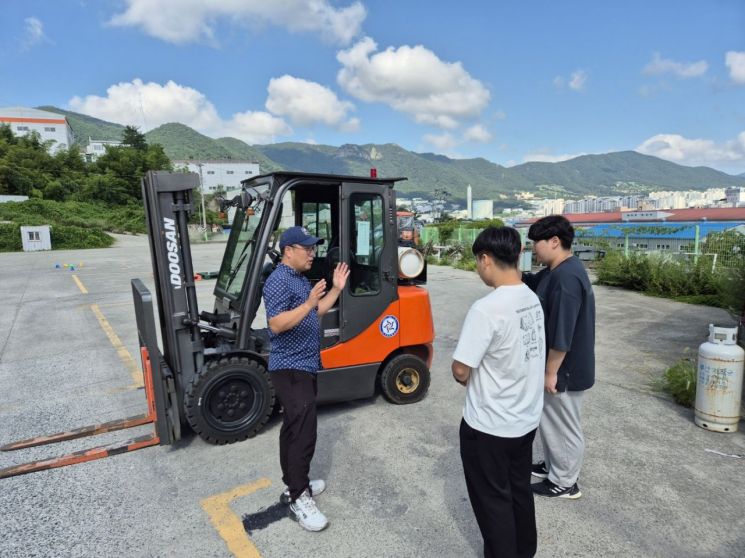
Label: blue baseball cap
xmin=279 ymin=226 xmax=325 ymax=250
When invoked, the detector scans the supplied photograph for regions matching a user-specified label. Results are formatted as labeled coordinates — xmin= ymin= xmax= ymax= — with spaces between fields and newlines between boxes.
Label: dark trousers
xmin=460 ymin=419 xmax=537 ymax=558
xmin=271 ymin=369 xmax=318 ymax=502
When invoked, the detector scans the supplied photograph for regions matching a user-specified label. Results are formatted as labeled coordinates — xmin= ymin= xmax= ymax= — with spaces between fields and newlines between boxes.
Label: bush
xmin=50 ymin=225 xmax=115 ymax=250
xmin=596 ymin=250 xmax=726 ymax=307
xmin=0 ymin=223 xmax=22 ymax=252
xmin=660 ymin=357 xmax=697 ymax=407
xmin=717 ymin=263 xmax=745 ymax=319
xmin=0 ymin=199 xmax=141 ymax=250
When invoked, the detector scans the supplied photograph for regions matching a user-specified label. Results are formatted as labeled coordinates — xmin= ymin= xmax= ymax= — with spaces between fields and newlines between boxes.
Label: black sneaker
xmin=531 ymin=479 xmax=581 ymax=499
xmin=531 ymin=461 xmax=549 ymax=479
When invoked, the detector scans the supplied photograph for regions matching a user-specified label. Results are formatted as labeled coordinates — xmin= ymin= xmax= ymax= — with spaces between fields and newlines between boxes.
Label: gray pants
xmin=540 ymin=390 xmax=585 ymax=487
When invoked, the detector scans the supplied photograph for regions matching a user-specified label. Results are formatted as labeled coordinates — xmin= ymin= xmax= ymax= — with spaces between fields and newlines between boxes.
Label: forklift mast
xmin=141 ymin=171 xmax=205 ymax=410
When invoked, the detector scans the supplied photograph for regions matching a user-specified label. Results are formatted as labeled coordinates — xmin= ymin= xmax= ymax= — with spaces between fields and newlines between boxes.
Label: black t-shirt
xmin=523 ymin=256 xmax=595 ymax=392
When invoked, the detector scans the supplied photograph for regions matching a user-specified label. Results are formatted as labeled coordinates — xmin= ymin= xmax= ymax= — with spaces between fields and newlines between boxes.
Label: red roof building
xmin=518 ymin=207 xmax=745 ymax=225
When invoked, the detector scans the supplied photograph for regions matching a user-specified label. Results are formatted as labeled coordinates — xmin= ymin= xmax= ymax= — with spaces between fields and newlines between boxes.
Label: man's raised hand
xmin=307 ymin=279 xmax=327 ymax=308
xmin=332 ymin=262 xmax=350 ymax=291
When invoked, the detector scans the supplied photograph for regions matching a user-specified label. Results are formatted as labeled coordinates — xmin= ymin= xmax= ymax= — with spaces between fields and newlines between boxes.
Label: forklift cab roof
xmin=240 ymin=171 xmax=407 ymax=190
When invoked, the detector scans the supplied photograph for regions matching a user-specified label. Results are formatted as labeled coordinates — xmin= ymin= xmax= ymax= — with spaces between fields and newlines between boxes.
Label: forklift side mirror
xmin=217 ymin=190 xmax=254 ymax=212
xmin=240 ymin=190 xmax=254 ymax=210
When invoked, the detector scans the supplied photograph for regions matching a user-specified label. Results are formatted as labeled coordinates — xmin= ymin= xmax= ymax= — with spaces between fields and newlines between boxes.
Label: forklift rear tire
xmin=184 ymin=357 xmax=275 ymax=445
xmin=380 ymin=354 xmax=430 ymax=405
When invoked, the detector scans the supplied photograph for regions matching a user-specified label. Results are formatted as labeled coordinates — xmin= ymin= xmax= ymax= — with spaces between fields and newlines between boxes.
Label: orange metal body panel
xmin=321 ymin=286 xmax=433 ymax=369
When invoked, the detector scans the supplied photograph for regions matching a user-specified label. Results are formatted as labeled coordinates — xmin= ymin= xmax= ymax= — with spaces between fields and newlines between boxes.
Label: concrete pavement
xmin=0 ymin=234 xmax=743 ymax=557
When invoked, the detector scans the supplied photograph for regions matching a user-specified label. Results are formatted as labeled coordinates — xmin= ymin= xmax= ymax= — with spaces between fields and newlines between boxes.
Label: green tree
xmin=122 ymin=125 xmax=148 ymax=151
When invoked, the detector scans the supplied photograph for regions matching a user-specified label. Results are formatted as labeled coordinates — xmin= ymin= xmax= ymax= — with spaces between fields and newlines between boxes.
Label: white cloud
xmin=222 ymin=110 xmax=293 ymax=144
xmin=643 ymin=52 xmax=708 ymax=78
xmin=68 ymin=78 xmax=291 ymax=144
xmin=109 ymin=0 xmax=366 ymax=45
xmin=569 ymin=70 xmax=587 ymax=92
xmin=423 ymin=124 xmax=492 ymax=155
xmin=20 ymin=17 xmax=48 ymax=50
xmin=523 ymin=151 xmax=587 ymax=163
xmin=554 ymin=70 xmax=587 ymax=92
xmin=423 ymin=132 xmax=458 ymax=151
xmin=337 ymin=37 xmax=490 ymax=129
xmin=494 ymin=110 xmax=507 ymax=120
xmin=636 ymin=132 xmax=745 ymax=167
xmin=725 ymin=51 xmax=745 ymax=84
xmin=266 ymin=75 xmax=357 ymax=130
xmin=463 ymin=124 xmax=492 ymax=143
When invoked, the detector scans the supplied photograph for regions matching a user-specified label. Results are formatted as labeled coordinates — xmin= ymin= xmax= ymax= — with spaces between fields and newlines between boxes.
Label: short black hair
xmin=528 ymin=215 xmax=574 ymax=249
xmin=472 ymin=226 xmax=521 ymax=268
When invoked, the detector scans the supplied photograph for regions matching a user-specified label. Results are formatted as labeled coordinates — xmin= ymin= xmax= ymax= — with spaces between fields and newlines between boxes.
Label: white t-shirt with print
xmin=453 ymin=283 xmax=545 ymax=438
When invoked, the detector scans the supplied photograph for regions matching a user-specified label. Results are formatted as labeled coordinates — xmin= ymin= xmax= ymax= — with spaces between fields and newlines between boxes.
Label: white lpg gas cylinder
xmin=694 ymin=324 xmax=744 ymax=432
xmin=397 ymin=247 xmax=425 ymax=279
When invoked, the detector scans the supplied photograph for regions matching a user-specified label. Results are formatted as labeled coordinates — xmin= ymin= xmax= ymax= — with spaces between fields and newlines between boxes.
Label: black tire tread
xmin=380 ymin=354 xmax=430 ymax=405
xmin=184 ymin=356 xmax=275 ymax=445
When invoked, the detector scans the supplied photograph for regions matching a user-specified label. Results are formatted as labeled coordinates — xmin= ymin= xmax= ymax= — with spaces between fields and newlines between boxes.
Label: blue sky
xmin=2 ymin=0 xmax=744 ymax=174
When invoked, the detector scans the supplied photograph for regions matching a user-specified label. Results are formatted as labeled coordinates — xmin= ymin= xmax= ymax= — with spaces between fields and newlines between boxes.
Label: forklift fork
xmin=0 ymin=280 xmax=178 ymax=479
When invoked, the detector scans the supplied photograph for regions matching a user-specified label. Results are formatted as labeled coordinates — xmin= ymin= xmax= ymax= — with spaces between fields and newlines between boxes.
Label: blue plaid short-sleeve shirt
xmin=262 ymin=263 xmax=322 ymax=373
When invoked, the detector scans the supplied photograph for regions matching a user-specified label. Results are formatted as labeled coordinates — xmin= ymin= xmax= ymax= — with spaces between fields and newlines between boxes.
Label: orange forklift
xmin=175 ymin=170 xmax=435 ymax=444
xmin=0 ymin=171 xmax=434 ymax=478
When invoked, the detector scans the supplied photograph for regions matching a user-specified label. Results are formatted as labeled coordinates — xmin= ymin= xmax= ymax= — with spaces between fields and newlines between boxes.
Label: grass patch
xmin=596 ymin=250 xmax=727 ymax=308
xmin=657 ymin=356 xmax=697 ymax=408
xmin=0 ymin=199 xmax=144 ymax=251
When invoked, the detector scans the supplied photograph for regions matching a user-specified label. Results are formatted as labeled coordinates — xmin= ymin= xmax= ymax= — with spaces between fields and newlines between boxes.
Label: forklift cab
xmin=213 ymin=172 xmax=402 ymax=354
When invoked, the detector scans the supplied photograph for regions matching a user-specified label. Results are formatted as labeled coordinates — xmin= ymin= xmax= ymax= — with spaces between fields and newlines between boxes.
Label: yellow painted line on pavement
xmin=72 ymin=274 xmax=88 ymax=294
xmin=201 ymin=478 xmax=272 ymax=558
xmin=90 ymin=303 xmax=144 ymax=389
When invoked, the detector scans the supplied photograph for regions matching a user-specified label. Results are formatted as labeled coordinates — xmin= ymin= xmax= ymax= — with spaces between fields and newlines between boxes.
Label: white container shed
xmin=21 ymin=225 xmax=51 ymax=251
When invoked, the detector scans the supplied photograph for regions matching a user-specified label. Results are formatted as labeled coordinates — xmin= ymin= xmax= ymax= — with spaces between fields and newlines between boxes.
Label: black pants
xmin=271 ymin=369 xmax=318 ymax=502
xmin=460 ymin=419 xmax=537 ymax=558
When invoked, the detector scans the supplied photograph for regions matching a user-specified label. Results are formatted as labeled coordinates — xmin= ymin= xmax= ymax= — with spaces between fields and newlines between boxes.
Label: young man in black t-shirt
xmin=523 ymin=215 xmax=595 ymax=499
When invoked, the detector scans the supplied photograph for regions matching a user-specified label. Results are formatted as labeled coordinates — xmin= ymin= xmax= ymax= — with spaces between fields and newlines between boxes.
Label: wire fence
xmin=421 ymin=223 xmax=745 ymax=271
xmin=574 ymin=224 xmax=745 ymax=270
xmin=420 ymin=227 xmax=485 ymax=246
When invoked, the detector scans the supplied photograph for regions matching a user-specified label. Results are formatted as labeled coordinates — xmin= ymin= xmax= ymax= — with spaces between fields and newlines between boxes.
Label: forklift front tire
xmin=184 ymin=357 xmax=274 ymax=445
xmin=380 ymin=354 xmax=430 ymax=405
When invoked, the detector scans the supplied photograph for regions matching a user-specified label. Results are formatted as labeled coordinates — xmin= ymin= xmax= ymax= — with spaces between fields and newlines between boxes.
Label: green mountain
xmin=253 ymin=142 xmax=515 ymax=196
xmin=252 ymin=143 xmax=745 ymax=197
xmin=39 ymin=107 xmax=745 ymax=197
xmin=38 ymin=106 xmax=126 ymax=144
xmin=215 ymin=137 xmax=282 ymax=172
xmin=510 ymin=151 xmax=743 ymax=196
xmin=144 ymin=123 xmax=236 ymax=160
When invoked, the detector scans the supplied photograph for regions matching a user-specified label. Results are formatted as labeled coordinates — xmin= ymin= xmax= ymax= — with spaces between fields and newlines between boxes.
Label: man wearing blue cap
xmin=263 ymin=226 xmax=349 ymax=532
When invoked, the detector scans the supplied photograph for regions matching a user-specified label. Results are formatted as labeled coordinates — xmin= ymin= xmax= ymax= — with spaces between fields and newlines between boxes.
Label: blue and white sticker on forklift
xmin=379 ymin=315 xmax=399 ymax=337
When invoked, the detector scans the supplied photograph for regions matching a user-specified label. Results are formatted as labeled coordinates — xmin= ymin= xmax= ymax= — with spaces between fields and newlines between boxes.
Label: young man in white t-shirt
xmin=452 ymin=227 xmax=545 ymax=558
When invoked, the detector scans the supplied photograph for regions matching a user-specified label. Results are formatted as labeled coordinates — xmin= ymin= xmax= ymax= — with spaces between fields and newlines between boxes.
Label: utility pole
xmin=197 ymin=162 xmax=208 ymax=241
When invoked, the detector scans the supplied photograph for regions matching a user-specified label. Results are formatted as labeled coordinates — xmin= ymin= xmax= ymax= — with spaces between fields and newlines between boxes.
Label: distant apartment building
xmin=726 ymin=187 xmax=745 ymax=207
xmin=0 ymin=106 xmax=74 ymax=154
xmin=84 ymin=137 xmax=123 ymax=161
xmin=173 ymin=160 xmax=261 ymax=192
xmin=542 ymin=198 xmax=564 ymax=215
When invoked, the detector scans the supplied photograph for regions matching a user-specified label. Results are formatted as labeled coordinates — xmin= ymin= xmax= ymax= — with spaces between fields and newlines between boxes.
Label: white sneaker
xmin=280 ymin=479 xmax=326 ymax=505
xmin=289 ymin=489 xmax=329 ymax=532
